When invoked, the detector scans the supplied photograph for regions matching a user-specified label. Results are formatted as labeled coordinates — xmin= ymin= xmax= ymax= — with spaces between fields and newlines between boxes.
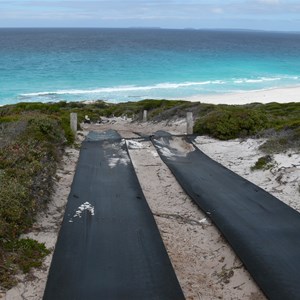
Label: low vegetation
xmin=0 ymin=114 xmax=65 ymax=288
xmin=193 ymin=106 xmax=268 ymax=140
xmin=193 ymin=102 xmax=300 ymax=150
xmin=0 ymin=98 xmax=299 ymax=289
xmin=251 ymin=155 xmax=274 ymax=171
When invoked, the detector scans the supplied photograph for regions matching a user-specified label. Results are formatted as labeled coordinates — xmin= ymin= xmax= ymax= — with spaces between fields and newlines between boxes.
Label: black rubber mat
xmin=43 ymin=131 xmax=184 ymax=300
xmin=152 ymin=133 xmax=300 ymax=300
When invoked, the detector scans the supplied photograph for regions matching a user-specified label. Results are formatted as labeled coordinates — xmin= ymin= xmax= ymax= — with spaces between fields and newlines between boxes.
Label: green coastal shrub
xmin=59 ymin=113 xmax=75 ymax=145
xmin=259 ymin=127 xmax=300 ymax=153
xmin=0 ymin=115 xmax=65 ymax=289
xmin=0 ymin=116 xmax=64 ymax=239
xmin=0 ymin=115 xmax=20 ymax=123
xmin=0 ymin=238 xmax=50 ymax=289
xmin=251 ymin=155 xmax=274 ymax=171
xmin=194 ymin=108 xmax=268 ymax=140
xmin=3 ymin=238 xmax=50 ymax=273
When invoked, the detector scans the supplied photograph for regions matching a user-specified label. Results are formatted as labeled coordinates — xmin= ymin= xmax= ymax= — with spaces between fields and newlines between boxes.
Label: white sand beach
xmin=185 ymin=85 xmax=300 ymax=104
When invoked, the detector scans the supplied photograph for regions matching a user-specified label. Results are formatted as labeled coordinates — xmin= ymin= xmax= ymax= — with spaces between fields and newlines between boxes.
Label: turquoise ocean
xmin=1 ymin=28 xmax=300 ymax=105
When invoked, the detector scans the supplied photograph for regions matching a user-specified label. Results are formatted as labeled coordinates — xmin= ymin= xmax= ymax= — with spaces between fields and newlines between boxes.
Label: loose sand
xmin=2 ymin=117 xmax=299 ymax=300
xmin=184 ymin=85 xmax=300 ymax=104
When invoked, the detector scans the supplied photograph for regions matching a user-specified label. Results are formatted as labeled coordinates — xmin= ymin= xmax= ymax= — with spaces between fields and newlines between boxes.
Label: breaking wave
xmin=19 ymin=75 xmax=300 ymax=100
xmin=20 ymin=80 xmax=225 ymax=97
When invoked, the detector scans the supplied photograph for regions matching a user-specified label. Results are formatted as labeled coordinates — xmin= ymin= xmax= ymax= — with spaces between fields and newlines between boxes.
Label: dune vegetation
xmin=0 ymin=99 xmax=299 ymax=288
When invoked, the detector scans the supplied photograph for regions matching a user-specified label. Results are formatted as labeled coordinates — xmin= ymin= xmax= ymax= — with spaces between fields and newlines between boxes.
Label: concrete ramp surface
xmin=43 ymin=131 xmax=184 ymax=300
xmin=152 ymin=133 xmax=300 ymax=300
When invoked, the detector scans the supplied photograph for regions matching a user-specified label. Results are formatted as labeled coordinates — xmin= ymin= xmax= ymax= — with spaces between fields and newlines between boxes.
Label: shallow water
xmin=1 ymin=28 xmax=300 ymax=105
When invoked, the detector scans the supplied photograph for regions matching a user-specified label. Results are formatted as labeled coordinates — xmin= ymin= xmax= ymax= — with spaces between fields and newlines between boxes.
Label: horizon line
xmin=0 ymin=26 xmax=300 ymax=33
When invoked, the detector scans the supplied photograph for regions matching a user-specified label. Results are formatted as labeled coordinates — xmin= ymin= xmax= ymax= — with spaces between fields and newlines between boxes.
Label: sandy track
xmin=127 ymin=139 xmax=265 ymax=299
xmin=3 ymin=118 xmax=299 ymax=299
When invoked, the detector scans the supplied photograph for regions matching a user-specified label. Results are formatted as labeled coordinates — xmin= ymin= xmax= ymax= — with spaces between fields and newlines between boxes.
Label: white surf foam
xmin=19 ymin=80 xmax=225 ymax=97
xmin=19 ymin=75 xmax=300 ymax=99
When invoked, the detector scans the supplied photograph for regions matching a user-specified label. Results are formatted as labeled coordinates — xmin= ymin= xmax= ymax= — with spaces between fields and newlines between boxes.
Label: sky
xmin=1 ymin=0 xmax=300 ymax=31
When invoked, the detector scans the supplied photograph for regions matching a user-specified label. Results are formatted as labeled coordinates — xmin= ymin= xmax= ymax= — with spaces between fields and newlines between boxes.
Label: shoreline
xmin=1 ymin=85 xmax=300 ymax=107
xmin=182 ymin=85 xmax=300 ymax=104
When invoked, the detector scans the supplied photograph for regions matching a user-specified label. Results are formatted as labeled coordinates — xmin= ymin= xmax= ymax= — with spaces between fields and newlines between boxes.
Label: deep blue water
xmin=1 ymin=28 xmax=300 ymax=105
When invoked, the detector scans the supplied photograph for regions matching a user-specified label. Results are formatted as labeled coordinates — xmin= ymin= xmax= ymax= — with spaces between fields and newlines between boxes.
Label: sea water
xmin=1 ymin=28 xmax=300 ymax=105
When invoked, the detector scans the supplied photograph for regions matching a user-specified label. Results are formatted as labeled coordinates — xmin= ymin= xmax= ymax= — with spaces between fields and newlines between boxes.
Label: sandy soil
xmin=193 ymin=136 xmax=300 ymax=213
xmin=184 ymin=85 xmax=300 ymax=104
xmin=2 ymin=117 xmax=299 ymax=299
xmin=82 ymin=116 xmax=187 ymax=138
xmin=127 ymin=139 xmax=265 ymax=300
xmin=1 ymin=148 xmax=80 ymax=300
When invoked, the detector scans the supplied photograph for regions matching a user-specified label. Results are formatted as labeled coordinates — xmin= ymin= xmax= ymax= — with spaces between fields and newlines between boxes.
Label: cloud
xmin=1 ymin=0 xmax=300 ymax=30
xmin=256 ymin=0 xmax=280 ymax=4
xmin=211 ymin=7 xmax=224 ymax=14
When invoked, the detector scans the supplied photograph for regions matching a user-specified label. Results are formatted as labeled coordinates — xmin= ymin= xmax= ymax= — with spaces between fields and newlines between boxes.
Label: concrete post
xmin=70 ymin=113 xmax=77 ymax=136
xmin=143 ymin=110 xmax=148 ymax=122
xmin=186 ymin=112 xmax=193 ymax=135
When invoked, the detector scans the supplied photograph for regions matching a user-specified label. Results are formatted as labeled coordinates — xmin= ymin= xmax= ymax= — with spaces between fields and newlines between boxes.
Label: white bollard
xmin=70 ymin=113 xmax=77 ymax=136
xmin=186 ymin=112 xmax=193 ymax=135
xmin=143 ymin=110 xmax=148 ymax=122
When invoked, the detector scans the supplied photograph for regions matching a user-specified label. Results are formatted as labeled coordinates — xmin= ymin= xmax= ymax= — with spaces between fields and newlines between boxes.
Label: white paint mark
xmin=69 ymin=202 xmax=95 ymax=222
xmin=126 ymin=140 xmax=144 ymax=149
